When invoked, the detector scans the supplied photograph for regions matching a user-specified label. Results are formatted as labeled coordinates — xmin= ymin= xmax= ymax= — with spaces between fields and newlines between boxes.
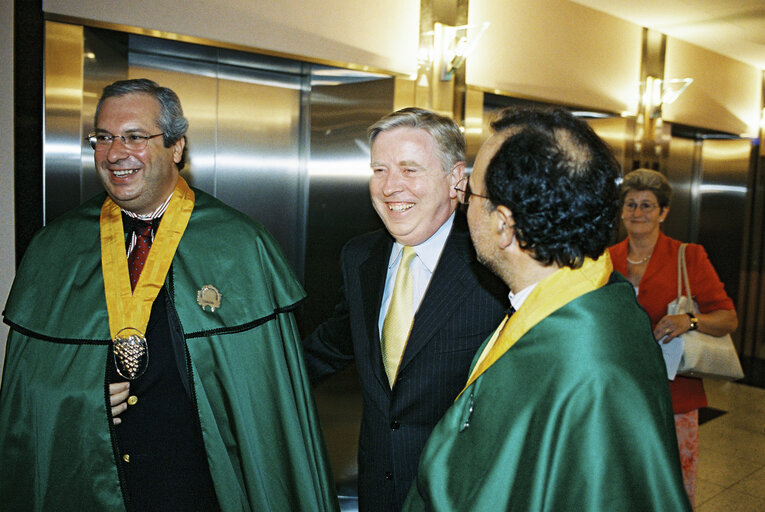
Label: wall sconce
xmin=661 ymin=78 xmax=694 ymax=105
xmin=643 ymin=76 xmax=693 ymax=118
xmin=434 ymin=22 xmax=490 ymax=81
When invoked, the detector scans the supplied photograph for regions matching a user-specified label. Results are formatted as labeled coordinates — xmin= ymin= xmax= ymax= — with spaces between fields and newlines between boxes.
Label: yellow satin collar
xmin=100 ymin=177 xmax=195 ymax=340
xmin=460 ymin=252 xmax=613 ymax=397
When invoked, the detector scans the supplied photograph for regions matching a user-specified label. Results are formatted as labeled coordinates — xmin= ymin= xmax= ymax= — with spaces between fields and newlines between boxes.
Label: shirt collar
xmin=122 ymin=193 xmax=173 ymax=221
xmin=388 ymin=211 xmax=456 ymax=272
xmin=509 ymin=282 xmax=538 ymax=311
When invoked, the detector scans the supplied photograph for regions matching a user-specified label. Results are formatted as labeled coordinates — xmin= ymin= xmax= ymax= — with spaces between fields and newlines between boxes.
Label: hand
xmin=654 ymin=314 xmax=693 ymax=343
xmin=109 ymin=382 xmax=130 ymax=425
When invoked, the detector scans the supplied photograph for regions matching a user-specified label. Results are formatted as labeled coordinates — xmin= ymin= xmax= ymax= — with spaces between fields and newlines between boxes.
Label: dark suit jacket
xmin=303 ymin=212 xmax=508 ymax=512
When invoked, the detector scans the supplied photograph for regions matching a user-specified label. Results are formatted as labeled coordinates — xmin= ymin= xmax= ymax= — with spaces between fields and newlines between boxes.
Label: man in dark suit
xmin=303 ymin=107 xmax=508 ymax=512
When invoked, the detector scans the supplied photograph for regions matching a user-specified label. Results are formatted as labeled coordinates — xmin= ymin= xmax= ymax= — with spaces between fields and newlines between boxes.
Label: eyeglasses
xmin=86 ymin=132 xmax=164 ymax=151
xmin=623 ymin=201 xmax=659 ymax=213
xmin=455 ymin=177 xmax=491 ymax=205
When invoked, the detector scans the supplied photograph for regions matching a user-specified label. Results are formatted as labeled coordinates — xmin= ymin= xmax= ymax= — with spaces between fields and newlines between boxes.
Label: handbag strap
xmin=676 ymin=243 xmax=694 ymax=313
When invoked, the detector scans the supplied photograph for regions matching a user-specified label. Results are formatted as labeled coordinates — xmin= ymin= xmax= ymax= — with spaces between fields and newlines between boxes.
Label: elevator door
xmin=695 ymin=138 xmax=752 ymax=307
xmin=127 ymin=57 xmax=304 ymax=274
xmin=665 ymin=132 xmax=752 ymax=310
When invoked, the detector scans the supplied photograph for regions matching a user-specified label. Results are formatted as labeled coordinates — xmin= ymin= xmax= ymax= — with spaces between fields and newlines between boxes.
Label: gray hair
xmin=367 ymin=107 xmax=465 ymax=173
xmin=95 ymin=78 xmax=189 ymax=169
xmin=620 ymin=168 xmax=672 ymax=208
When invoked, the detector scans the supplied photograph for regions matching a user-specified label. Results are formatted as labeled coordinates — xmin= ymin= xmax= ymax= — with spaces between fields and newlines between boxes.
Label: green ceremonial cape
xmin=0 ymin=190 xmax=339 ymax=512
xmin=404 ymin=274 xmax=691 ymax=512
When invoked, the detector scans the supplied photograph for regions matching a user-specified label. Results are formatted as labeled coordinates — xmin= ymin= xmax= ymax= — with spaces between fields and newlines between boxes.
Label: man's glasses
xmin=86 ymin=132 xmax=164 ymax=151
xmin=455 ymin=177 xmax=491 ymax=205
xmin=623 ymin=201 xmax=659 ymax=213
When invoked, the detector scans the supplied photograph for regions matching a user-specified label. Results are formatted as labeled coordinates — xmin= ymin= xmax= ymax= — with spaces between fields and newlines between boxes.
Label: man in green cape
xmin=0 ymin=78 xmax=338 ymax=511
xmin=404 ymin=107 xmax=691 ymax=511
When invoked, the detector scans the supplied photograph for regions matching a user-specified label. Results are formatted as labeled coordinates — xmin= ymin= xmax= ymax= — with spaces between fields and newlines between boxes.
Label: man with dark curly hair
xmin=403 ymin=108 xmax=691 ymax=511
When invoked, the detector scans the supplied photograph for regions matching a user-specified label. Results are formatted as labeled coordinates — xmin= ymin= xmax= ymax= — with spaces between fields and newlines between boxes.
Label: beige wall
xmin=467 ymin=0 xmax=643 ymax=114
xmin=43 ymin=0 xmax=420 ymax=76
xmin=42 ymin=0 xmax=762 ymax=133
xmin=1 ymin=0 xmax=14 ymax=376
xmin=665 ymin=37 xmax=762 ymax=137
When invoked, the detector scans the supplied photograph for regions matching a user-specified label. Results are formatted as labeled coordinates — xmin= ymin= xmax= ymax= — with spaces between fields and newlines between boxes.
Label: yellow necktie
xmin=382 ymin=246 xmax=417 ymax=386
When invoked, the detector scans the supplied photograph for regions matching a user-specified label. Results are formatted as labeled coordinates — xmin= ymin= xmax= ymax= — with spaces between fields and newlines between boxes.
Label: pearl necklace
xmin=626 ymin=254 xmax=651 ymax=265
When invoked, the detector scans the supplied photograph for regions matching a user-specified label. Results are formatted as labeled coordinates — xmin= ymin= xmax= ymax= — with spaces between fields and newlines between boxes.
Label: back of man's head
xmin=485 ymin=107 xmax=620 ymax=269
xmin=367 ymin=107 xmax=465 ymax=173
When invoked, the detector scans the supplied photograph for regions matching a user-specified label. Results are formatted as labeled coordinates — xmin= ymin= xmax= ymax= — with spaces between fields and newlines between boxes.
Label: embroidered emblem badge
xmin=197 ymin=285 xmax=222 ymax=312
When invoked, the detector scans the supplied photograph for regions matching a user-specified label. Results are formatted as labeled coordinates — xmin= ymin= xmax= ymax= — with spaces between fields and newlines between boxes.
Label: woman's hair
xmin=620 ymin=168 xmax=673 ymax=208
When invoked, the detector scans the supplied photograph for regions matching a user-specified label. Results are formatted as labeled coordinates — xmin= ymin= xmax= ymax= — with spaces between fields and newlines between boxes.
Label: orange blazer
xmin=610 ymin=232 xmax=735 ymax=413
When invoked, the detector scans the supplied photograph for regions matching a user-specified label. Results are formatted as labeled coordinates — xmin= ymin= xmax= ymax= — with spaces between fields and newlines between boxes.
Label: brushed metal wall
xmin=663 ymin=136 xmax=698 ymax=242
xmin=665 ymin=129 xmax=752 ymax=311
xmin=695 ymin=137 xmax=752 ymax=312
xmin=44 ymin=22 xmax=87 ymax=223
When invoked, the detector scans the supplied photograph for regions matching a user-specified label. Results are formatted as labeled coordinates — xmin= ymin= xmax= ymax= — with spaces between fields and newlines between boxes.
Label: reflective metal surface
xmin=664 ymin=135 xmax=698 ymax=242
xmin=44 ymin=22 xmax=85 ymax=223
xmin=739 ymin=148 xmax=765 ymax=365
xmin=696 ymin=137 xmax=752 ymax=309
xmin=664 ymin=127 xmax=752 ymax=311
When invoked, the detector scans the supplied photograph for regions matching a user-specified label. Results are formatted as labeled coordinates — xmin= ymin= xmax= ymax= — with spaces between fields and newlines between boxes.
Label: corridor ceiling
xmin=573 ymin=0 xmax=765 ymax=70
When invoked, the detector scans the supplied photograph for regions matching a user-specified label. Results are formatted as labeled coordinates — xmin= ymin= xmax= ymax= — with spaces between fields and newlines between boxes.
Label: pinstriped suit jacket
xmin=303 ymin=212 xmax=508 ymax=512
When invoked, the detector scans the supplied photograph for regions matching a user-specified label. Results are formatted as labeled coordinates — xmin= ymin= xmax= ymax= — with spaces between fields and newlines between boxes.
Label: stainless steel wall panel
xmin=739 ymin=150 xmax=765 ymax=362
xmin=215 ymin=73 xmax=303 ymax=268
xmin=696 ymin=138 xmax=752 ymax=309
xmin=44 ymin=22 xmax=84 ymax=224
xmin=218 ymin=47 xmax=305 ymax=76
xmin=130 ymin=34 xmax=219 ymax=68
xmin=663 ymin=135 xmax=698 ymax=242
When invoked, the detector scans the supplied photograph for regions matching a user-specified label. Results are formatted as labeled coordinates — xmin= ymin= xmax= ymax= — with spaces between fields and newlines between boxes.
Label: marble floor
xmin=696 ymin=379 xmax=765 ymax=511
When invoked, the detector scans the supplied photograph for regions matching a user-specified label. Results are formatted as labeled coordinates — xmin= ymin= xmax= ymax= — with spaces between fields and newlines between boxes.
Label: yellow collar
xmin=460 ymin=252 xmax=613 ymax=397
xmin=100 ymin=177 xmax=195 ymax=341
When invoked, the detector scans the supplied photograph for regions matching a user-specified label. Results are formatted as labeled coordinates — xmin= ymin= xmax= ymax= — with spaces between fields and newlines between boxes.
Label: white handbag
xmin=666 ymin=244 xmax=744 ymax=381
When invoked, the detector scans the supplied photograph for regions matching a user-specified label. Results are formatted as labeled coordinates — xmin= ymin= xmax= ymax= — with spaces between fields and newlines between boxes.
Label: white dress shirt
xmin=508 ymin=282 xmax=538 ymax=312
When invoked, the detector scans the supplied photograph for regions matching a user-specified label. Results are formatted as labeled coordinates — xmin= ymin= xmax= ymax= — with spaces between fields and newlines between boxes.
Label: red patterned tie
xmin=128 ymin=221 xmax=153 ymax=291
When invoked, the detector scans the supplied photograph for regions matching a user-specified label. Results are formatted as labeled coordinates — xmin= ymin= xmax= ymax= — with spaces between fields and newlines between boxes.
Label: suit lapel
xmin=359 ymin=233 xmax=393 ymax=391
xmin=398 ymin=215 xmax=476 ymax=371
